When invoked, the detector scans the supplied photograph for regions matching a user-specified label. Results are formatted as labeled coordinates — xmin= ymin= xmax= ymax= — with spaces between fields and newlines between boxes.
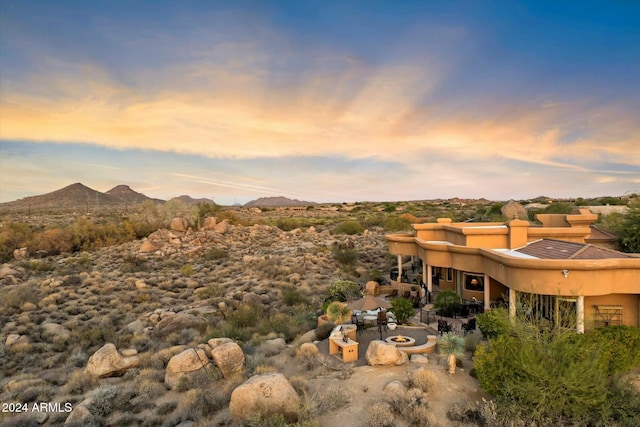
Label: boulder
xmin=297 ymin=329 xmax=317 ymax=344
xmin=170 ymin=217 xmax=189 ymax=232
xmin=208 ymin=337 xmax=234 ymax=349
xmin=64 ymin=398 xmax=93 ymax=426
xmin=410 ymin=354 xmax=430 ymax=364
xmin=501 ymin=200 xmax=527 ymax=220
xmin=201 ymin=217 xmax=217 ymax=230
xmin=13 ymin=247 xmax=29 ymax=260
xmin=5 ymin=334 xmax=29 ymax=347
xmin=165 ymin=348 xmax=210 ymax=389
xmin=214 ymin=220 xmax=229 ymax=234
xmin=210 ymin=342 xmax=245 ymax=378
xmin=139 ymin=240 xmax=162 ymax=253
xmin=41 ymin=322 xmax=71 ymax=339
xmin=260 ymin=338 xmax=287 ymax=356
xmin=229 ymin=373 xmax=301 ymax=423
xmin=153 ymin=313 xmax=207 ymax=336
xmin=383 ymin=380 xmax=408 ymax=406
xmin=365 ymin=280 xmax=379 ymax=296
xmin=365 ymin=340 xmax=409 ymax=366
xmin=242 ymin=292 xmax=263 ymax=306
xmin=85 ymin=343 xmax=139 ymax=377
xmin=0 ymin=264 xmax=25 ymax=280
xmin=298 ymin=343 xmax=319 ymax=358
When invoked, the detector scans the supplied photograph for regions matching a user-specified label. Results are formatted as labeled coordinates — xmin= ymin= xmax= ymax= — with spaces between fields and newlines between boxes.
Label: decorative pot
xmin=388 ymin=323 xmax=397 ymax=331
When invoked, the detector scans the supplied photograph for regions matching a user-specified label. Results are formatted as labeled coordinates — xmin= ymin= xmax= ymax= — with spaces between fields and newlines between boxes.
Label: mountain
xmin=169 ymin=195 xmax=216 ymax=205
xmin=243 ymin=196 xmax=317 ymax=208
xmin=0 ymin=182 xmax=164 ymax=212
xmin=106 ymin=185 xmax=159 ymax=204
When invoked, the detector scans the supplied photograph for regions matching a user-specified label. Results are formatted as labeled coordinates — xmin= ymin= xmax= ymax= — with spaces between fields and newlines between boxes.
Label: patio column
xmin=483 ymin=273 xmax=490 ymax=312
xmin=397 ymin=254 xmax=403 ymax=283
xmin=576 ymin=295 xmax=585 ymax=333
xmin=509 ymin=289 xmax=517 ymax=324
xmin=426 ymin=264 xmax=432 ymax=293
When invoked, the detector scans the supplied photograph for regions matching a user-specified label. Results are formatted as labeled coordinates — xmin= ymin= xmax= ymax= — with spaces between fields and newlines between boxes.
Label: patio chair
xmin=352 ymin=314 xmax=365 ymax=335
xmin=438 ymin=320 xmax=453 ymax=335
xmin=462 ymin=318 xmax=477 ymax=335
xmin=385 ymin=289 xmax=398 ymax=300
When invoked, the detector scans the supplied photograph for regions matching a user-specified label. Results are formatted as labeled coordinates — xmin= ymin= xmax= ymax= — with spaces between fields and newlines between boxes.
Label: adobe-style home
xmin=385 ymin=209 xmax=640 ymax=332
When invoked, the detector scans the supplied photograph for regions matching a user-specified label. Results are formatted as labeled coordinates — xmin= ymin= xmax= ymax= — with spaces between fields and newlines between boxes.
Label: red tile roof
xmin=516 ymin=239 xmax=635 ymax=260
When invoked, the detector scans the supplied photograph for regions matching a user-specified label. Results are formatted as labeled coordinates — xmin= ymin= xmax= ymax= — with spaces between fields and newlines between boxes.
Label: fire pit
xmin=385 ymin=335 xmax=416 ymax=347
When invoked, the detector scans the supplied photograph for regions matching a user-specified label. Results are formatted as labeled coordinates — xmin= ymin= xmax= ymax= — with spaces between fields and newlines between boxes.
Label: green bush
xmin=275 ymin=218 xmax=301 ymax=231
xmin=332 ymin=247 xmax=358 ymax=266
xmin=281 ymin=286 xmax=307 ymax=306
xmin=203 ymin=247 xmax=228 ymax=261
xmin=326 ymin=280 xmax=360 ymax=302
xmin=383 ymin=216 xmax=412 ymax=232
xmin=390 ymin=297 xmax=415 ymax=325
xmin=585 ymin=326 xmax=640 ymax=374
xmin=474 ymin=321 xmax=640 ymax=427
xmin=333 ymin=220 xmax=364 ymax=235
xmin=476 ymin=308 xmax=511 ymax=339
xmin=180 ymin=264 xmax=194 ymax=276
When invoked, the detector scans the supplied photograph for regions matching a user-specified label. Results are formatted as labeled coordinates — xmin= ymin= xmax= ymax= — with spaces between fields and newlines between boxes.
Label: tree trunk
xmin=447 ymin=354 xmax=456 ymax=375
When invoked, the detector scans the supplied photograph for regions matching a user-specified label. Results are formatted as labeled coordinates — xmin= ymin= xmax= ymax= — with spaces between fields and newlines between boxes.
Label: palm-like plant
xmin=438 ymin=332 xmax=465 ymax=375
xmin=391 ymin=297 xmax=416 ymax=325
xmin=325 ymin=301 xmax=351 ymax=325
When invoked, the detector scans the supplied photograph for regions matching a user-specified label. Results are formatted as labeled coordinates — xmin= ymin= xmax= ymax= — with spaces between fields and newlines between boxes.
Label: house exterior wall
xmin=386 ymin=211 xmax=640 ymax=328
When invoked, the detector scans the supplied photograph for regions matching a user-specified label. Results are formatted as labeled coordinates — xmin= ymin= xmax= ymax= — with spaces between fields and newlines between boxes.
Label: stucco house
xmin=385 ymin=209 xmax=640 ymax=332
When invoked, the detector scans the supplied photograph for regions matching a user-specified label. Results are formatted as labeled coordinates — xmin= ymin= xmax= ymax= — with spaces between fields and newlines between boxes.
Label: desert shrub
xmin=258 ymin=312 xmax=310 ymax=342
xmin=390 ymin=297 xmax=415 ymax=325
xmin=0 ymin=221 xmax=31 ymax=262
xmin=228 ymin=304 xmax=263 ymax=329
xmin=447 ymin=401 xmax=485 ymax=425
xmin=382 ymin=216 xmax=412 ymax=232
xmin=196 ymin=283 xmax=224 ymax=299
xmin=180 ymin=263 xmax=194 ymax=276
xmin=3 ymin=283 xmax=41 ymax=309
xmin=316 ymin=322 xmax=335 ymax=340
xmin=408 ymin=367 xmax=438 ymax=392
xmin=331 ymin=247 xmax=358 ymax=266
xmin=586 ymin=325 xmax=640 ymax=374
xmin=325 ymin=301 xmax=351 ymax=325
xmin=87 ymin=384 xmax=118 ymax=417
xmin=121 ymin=254 xmax=149 ymax=273
xmin=203 ymin=247 xmax=228 ymax=261
xmin=316 ymin=385 xmax=351 ymax=412
xmin=275 ymin=218 xmax=301 ymax=231
xmin=473 ymin=324 xmax=638 ymax=426
xmin=288 ymin=375 xmax=310 ymax=395
xmin=216 ymin=210 xmax=241 ymax=225
xmin=333 ymin=220 xmax=364 ymax=235
xmin=326 ymin=280 xmax=360 ymax=302
xmin=281 ymin=286 xmax=307 ymax=306
xmin=476 ymin=308 xmax=510 ymax=339
xmin=366 ymin=402 xmax=396 ymax=427
xmin=62 ymin=370 xmax=99 ymax=394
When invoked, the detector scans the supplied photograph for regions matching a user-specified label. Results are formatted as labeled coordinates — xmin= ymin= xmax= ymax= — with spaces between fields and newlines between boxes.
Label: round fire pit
xmin=385 ymin=335 xmax=416 ymax=347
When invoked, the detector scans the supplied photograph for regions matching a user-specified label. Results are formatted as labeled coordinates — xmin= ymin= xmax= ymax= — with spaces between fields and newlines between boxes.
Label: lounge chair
xmin=462 ymin=318 xmax=477 ymax=335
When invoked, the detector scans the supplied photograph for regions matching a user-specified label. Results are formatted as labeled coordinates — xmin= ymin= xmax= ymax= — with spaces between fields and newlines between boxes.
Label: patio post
xmin=509 ymin=289 xmax=517 ymax=324
xmin=397 ymin=254 xmax=403 ymax=283
xmin=483 ymin=273 xmax=490 ymax=312
xmin=576 ymin=295 xmax=584 ymax=333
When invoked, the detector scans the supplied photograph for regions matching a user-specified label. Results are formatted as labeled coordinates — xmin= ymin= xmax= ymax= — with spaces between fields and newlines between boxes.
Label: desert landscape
xmin=1 ymin=183 xmax=639 ymax=427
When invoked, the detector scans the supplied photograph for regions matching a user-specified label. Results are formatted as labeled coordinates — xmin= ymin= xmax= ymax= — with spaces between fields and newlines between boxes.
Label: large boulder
xmin=170 ymin=217 xmax=189 ymax=232
xmin=365 ymin=340 xmax=409 ymax=366
xmin=229 ymin=373 xmax=301 ymax=423
xmin=501 ymin=200 xmax=527 ymax=220
xmin=214 ymin=220 xmax=229 ymax=234
xmin=85 ymin=343 xmax=139 ymax=377
xmin=201 ymin=217 xmax=217 ymax=230
xmin=365 ymin=280 xmax=379 ymax=296
xmin=260 ymin=338 xmax=287 ymax=356
xmin=210 ymin=342 xmax=245 ymax=378
xmin=165 ymin=348 xmax=210 ymax=389
xmin=139 ymin=240 xmax=162 ymax=253
xmin=153 ymin=313 xmax=207 ymax=336
xmin=242 ymin=292 xmax=263 ymax=306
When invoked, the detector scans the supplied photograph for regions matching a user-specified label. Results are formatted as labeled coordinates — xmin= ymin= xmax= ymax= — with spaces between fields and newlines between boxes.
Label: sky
xmin=1 ymin=0 xmax=639 ymax=205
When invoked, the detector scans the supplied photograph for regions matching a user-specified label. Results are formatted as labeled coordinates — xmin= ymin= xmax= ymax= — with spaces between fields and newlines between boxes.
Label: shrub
xmin=333 ymin=220 xmax=364 ymax=235
xmin=203 ymin=247 xmax=228 ymax=261
xmin=325 ymin=301 xmax=351 ymax=325
xmin=275 ymin=218 xmax=301 ymax=231
xmin=588 ymin=325 xmax=640 ymax=375
xmin=390 ymin=297 xmax=415 ymax=325
xmin=326 ymin=280 xmax=360 ymax=302
xmin=476 ymin=308 xmax=511 ymax=339
xmin=332 ymin=247 xmax=359 ymax=266
xmin=180 ymin=264 xmax=194 ymax=277
xmin=383 ymin=216 xmax=412 ymax=232
xmin=473 ymin=325 xmax=623 ymax=426
xmin=366 ymin=402 xmax=395 ymax=427
xmin=408 ymin=367 xmax=438 ymax=392
xmin=316 ymin=385 xmax=351 ymax=412
xmin=281 ymin=286 xmax=307 ymax=306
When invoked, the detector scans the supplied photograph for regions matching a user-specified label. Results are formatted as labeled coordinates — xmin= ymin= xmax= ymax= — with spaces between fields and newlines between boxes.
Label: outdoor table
xmin=329 ymin=337 xmax=359 ymax=362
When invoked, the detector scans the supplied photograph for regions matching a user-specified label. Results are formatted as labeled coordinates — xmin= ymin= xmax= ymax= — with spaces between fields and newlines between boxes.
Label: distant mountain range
xmin=243 ymin=196 xmax=317 ymax=208
xmin=0 ymin=183 xmax=303 ymax=211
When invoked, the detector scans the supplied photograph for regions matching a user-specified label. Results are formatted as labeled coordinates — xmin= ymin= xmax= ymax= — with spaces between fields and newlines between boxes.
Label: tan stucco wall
xmin=584 ymin=294 xmax=639 ymax=330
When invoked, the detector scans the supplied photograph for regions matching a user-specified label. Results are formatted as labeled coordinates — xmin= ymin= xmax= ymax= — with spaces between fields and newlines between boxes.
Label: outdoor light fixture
xmin=562 ymin=269 xmax=569 ymax=278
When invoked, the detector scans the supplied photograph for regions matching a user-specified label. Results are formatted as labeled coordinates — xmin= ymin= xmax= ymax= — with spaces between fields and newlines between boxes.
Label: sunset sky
xmin=1 ymin=1 xmax=639 ymax=205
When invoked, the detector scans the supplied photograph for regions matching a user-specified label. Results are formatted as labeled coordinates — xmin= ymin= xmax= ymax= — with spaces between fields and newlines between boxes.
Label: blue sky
xmin=1 ymin=1 xmax=639 ymax=204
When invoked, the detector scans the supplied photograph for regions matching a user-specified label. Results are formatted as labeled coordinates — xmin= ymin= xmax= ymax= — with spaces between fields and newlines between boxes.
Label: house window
xmin=464 ymin=274 xmax=484 ymax=291
xmin=446 ymin=268 xmax=453 ymax=282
